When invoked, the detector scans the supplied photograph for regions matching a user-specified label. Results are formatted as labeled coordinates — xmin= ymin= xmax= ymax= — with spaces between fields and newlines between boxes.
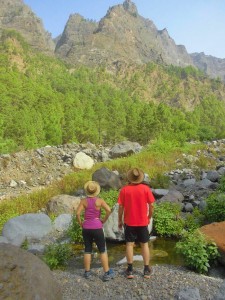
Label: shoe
xmin=143 ymin=267 xmax=152 ymax=279
xmin=126 ymin=268 xmax=134 ymax=279
xmin=84 ymin=270 xmax=91 ymax=279
xmin=103 ymin=269 xmax=115 ymax=282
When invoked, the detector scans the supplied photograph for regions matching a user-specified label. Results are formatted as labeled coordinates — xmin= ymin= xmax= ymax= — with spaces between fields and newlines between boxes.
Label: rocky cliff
xmin=55 ymin=0 xmax=193 ymax=69
xmin=0 ymin=0 xmax=54 ymax=55
xmin=191 ymin=52 xmax=225 ymax=81
xmin=0 ymin=0 xmax=225 ymax=81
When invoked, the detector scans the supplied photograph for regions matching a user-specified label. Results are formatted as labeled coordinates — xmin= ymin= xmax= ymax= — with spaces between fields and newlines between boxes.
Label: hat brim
xmin=127 ymin=169 xmax=144 ymax=184
xmin=84 ymin=181 xmax=101 ymax=197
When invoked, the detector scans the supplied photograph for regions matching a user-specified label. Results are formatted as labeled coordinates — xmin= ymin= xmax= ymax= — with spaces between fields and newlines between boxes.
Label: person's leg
xmin=140 ymin=242 xmax=150 ymax=266
xmin=126 ymin=242 xmax=134 ymax=264
xmin=94 ymin=229 xmax=109 ymax=272
xmin=84 ymin=253 xmax=92 ymax=271
xmin=100 ymin=252 xmax=109 ymax=272
xmin=82 ymin=229 xmax=93 ymax=273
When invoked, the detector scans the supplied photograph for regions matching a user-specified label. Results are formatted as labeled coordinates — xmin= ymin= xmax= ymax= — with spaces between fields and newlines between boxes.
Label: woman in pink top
xmin=76 ymin=181 xmax=114 ymax=281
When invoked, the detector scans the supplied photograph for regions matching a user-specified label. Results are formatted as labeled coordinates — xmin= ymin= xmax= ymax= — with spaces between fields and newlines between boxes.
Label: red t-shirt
xmin=118 ymin=183 xmax=155 ymax=226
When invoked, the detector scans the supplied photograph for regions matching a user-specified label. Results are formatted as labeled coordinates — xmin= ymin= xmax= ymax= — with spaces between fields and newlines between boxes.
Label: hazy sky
xmin=23 ymin=0 xmax=225 ymax=59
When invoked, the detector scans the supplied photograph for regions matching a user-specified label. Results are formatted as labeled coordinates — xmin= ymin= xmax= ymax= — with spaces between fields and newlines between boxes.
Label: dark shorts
xmin=124 ymin=225 xmax=149 ymax=243
xmin=82 ymin=228 xmax=106 ymax=254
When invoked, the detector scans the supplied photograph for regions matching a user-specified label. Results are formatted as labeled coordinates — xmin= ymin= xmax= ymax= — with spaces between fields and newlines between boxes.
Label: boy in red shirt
xmin=118 ymin=168 xmax=155 ymax=279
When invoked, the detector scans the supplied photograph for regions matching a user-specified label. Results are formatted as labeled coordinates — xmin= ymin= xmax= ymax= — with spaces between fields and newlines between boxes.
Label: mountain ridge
xmin=0 ymin=0 xmax=225 ymax=81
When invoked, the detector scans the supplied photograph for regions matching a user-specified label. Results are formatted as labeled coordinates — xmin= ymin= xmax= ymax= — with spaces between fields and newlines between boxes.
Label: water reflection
xmin=69 ymin=237 xmax=184 ymax=270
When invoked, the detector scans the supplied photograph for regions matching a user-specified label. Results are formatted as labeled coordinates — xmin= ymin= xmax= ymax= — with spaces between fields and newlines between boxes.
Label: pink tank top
xmin=82 ymin=197 xmax=102 ymax=229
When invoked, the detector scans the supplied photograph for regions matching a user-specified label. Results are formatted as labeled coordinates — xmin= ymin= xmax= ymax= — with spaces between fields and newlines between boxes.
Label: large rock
xmin=73 ymin=152 xmax=94 ymax=169
xmin=92 ymin=167 xmax=122 ymax=190
xmin=0 ymin=243 xmax=62 ymax=300
xmin=109 ymin=141 xmax=142 ymax=158
xmin=2 ymin=213 xmax=52 ymax=246
xmin=200 ymin=221 xmax=225 ymax=266
xmin=46 ymin=194 xmax=81 ymax=216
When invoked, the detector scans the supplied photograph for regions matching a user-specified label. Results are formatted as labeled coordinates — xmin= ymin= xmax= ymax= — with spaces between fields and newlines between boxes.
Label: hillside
xmin=0 ymin=0 xmax=225 ymax=80
xmin=1 ymin=30 xmax=225 ymax=154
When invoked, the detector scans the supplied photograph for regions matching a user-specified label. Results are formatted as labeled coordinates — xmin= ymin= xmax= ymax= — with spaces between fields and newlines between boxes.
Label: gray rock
xmin=215 ymin=280 xmax=225 ymax=300
xmin=109 ymin=141 xmax=142 ymax=158
xmin=0 ymin=243 xmax=62 ymax=300
xmin=46 ymin=194 xmax=81 ymax=216
xmin=92 ymin=167 xmax=122 ymax=190
xmin=2 ymin=213 xmax=52 ymax=246
xmin=176 ymin=287 xmax=201 ymax=300
xmin=53 ymin=214 xmax=73 ymax=232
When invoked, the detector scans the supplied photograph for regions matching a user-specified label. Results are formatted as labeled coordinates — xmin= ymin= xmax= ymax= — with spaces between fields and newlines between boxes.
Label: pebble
xmin=53 ymin=265 xmax=223 ymax=300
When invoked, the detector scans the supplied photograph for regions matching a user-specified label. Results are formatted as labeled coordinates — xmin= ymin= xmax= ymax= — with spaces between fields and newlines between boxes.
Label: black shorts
xmin=124 ymin=225 xmax=149 ymax=243
xmin=82 ymin=228 xmax=107 ymax=254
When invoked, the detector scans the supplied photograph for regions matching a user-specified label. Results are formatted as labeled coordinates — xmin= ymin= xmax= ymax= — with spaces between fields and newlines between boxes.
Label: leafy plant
xmin=153 ymin=202 xmax=184 ymax=237
xmin=43 ymin=243 xmax=72 ymax=270
xmin=176 ymin=230 xmax=219 ymax=274
xmin=218 ymin=175 xmax=225 ymax=192
xmin=203 ymin=192 xmax=225 ymax=223
xmin=67 ymin=215 xmax=83 ymax=243
xmin=183 ymin=208 xmax=204 ymax=233
xmin=150 ymin=173 xmax=170 ymax=189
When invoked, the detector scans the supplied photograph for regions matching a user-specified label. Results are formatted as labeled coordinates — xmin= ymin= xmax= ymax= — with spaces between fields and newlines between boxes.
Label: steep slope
xmin=0 ymin=0 xmax=54 ymax=55
xmin=55 ymin=0 xmax=193 ymax=68
xmin=191 ymin=52 xmax=225 ymax=81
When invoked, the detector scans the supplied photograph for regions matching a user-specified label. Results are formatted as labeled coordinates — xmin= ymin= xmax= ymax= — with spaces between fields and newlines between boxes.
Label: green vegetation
xmin=43 ymin=243 xmax=72 ymax=270
xmin=1 ymin=30 xmax=225 ymax=153
xmin=202 ymin=192 xmax=225 ymax=223
xmin=0 ymin=141 xmax=205 ymax=232
xmin=67 ymin=215 xmax=83 ymax=243
xmin=176 ymin=230 xmax=219 ymax=274
xmin=153 ymin=202 xmax=184 ymax=237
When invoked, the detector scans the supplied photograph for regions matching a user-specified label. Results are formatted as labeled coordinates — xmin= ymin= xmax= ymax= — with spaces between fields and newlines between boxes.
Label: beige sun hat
xmin=127 ymin=168 xmax=144 ymax=184
xmin=84 ymin=181 xmax=101 ymax=197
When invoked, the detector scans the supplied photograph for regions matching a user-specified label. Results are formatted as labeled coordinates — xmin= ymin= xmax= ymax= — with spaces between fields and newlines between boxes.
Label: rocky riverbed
xmin=53 ymin=264 xmax=224 ymax=300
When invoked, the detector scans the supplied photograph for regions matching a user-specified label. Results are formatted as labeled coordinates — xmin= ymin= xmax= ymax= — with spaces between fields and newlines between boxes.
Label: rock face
xmin=191 ymin=52 xmax=225 ymax=81
xmin=200 ymin=221 xmax=225 ymax=266
xmin=55 ymin=0 xmax=193 ymax=69
xmin=0 ymin=0 xmax=55 ymax=55
xmin=0 ymin=243 xmax=62 ymax=300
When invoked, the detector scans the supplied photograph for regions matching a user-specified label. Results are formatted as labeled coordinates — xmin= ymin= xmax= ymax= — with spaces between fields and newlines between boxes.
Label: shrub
xmin=150 ymin=173 xmax=170 ymax=189
xmin=183 ymin=208 xmax=204 ymax=233
xmin=67 ymin=214 xmax=83 ymax=243
xmin=203 ymin=192 xmax=225 ymax=223
xmin=43 ymin=243 xmax=72 ymax=270
xmin=153 ymin=202 xmax=184 ymax=237
xmin=99 ymin=189 xmax=119 ymax=208
xmin=218 ymin=175 xmax=225 ymax=192
xmin=176 ymin=230 xmax=219 ymax=274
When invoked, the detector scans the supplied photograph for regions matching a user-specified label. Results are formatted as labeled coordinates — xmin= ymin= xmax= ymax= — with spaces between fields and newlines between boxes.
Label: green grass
xmin=0 ymin=141 xmax=209 ymax=232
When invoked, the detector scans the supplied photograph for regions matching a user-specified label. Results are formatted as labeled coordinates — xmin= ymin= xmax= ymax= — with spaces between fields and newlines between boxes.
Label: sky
xmin=23 ymin=0 xmax=225 ymax=59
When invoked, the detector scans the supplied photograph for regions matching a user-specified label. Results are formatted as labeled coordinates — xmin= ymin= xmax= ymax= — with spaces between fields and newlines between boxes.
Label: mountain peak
xmin=123 ymin=0 xmax=138 ymax=16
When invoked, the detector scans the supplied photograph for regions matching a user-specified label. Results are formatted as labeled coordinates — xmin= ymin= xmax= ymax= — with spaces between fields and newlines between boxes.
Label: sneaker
xmin=143 ymin=267 xmax=152 ymax=279
xmin=103 ymin=269 xmax=115 ymax=282
xmin=84 ymin=270 xmax=91 ymax=279
xmin=126 ymin=268 xmax=134 ymax=279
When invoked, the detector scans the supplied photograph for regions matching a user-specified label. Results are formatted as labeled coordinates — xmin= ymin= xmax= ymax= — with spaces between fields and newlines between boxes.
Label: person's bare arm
xmin=148 ymin=203 xmax=154 ymax=223
xmin=100 ymin=199 xmax=111 ymax=224
xmin=76 ymin=200 xmax=85 ymax=227
xmin=118 ymin=204 xmax=124 ymax=229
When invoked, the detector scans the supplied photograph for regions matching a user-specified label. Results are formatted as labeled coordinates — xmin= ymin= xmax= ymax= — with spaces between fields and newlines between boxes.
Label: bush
xmin=183 ymin=208 xmax=204 ymax=233
xmin=43 ymin=243 xmax=72 ymax=270
xmin=67 ymin=214 xmax=83 ymax=243
xmin=176 ymin=230 xmax=219 ymax=274
xmin=153 ymin=202 xmax=184 ymax=237
xmin=203 ymin=192 xmax=225 ymax=223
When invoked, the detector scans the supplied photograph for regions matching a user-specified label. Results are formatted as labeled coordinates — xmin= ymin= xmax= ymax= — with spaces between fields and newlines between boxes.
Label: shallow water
xmin=68 ymin=236 xmax=184 ymax=270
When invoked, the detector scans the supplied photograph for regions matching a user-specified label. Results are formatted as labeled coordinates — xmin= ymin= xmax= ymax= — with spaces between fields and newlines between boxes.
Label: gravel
xmin=53 ymin=264 xmax=223 ymax=300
